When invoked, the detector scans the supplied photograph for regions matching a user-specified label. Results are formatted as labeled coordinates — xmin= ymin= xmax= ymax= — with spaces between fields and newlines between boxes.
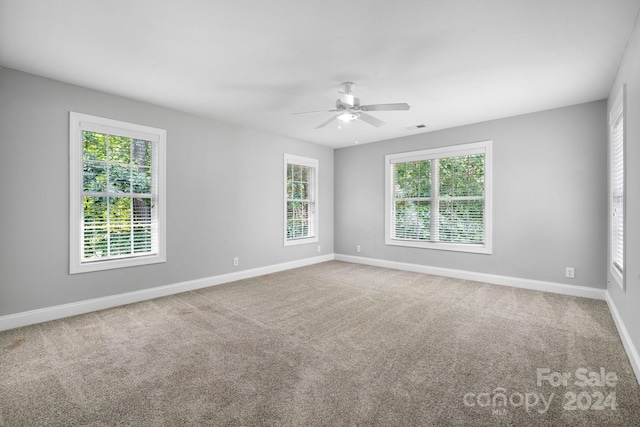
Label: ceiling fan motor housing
xmin=336 ymin=96 xmax=360 ymax=110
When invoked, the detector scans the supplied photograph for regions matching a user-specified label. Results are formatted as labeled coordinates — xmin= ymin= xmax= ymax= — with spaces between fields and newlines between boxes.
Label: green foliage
xmin=394 ymin=160 xmax=431 ymax=198
xmin=108 ymin=135 xmax=131 ymax=163
xmin=287 ymin=164 xmax=309 ymax=200
xmin=83 ymin=132 xmax=106 ymax=161
xmin=83 ymin=132 xmax=152 ymax=195
xmin=439 ymin=154 xmax=484 ymax=197
xmin=81 ymin=131 xmax=154 ymax=260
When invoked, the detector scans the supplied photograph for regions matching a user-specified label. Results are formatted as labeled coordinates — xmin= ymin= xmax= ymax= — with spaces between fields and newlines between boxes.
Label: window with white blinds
xmin=385 ymin=141 xmax=492 ymax=253
xmin=610 ymin=86 xmax=625 ymax=289
xmin=284 ymin=154 xmax=318 ymax=246
xmin=70 ymin=112 xmax=166 ymax=273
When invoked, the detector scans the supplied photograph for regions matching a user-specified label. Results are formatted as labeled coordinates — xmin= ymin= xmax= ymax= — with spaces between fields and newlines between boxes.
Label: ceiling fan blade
xmin=315 ymin=115 xmax=339 ymax=129
xmin=291 ymin=109 xmax=336 ymax=115
xmin=360 ymin=103 xmax=410 ymax=112
xmin=358 ymin=112 xmax=386 ymax=128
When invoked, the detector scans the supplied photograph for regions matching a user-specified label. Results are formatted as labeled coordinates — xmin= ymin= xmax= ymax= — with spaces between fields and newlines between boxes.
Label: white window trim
xmin=385 ymin=140 xmax=492 ymax=254
xmin=69 ymin=112 xmax=167 ymax=274
xmin=283 ymin=154 xmax=319 ymax=246
xmin=609 ymin=86 xmax=625 ymax=290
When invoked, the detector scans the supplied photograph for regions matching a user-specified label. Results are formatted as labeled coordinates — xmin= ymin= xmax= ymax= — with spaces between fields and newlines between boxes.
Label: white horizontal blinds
xmin=82 ymin=130 xmax=157 ymax=261
xmin=390 ymin=151 xmax=485 ymax=245
xmin=286 ymin=162 xmax=315 ymax=240
xmin=611 ymin=89 xmax=625 ymax=275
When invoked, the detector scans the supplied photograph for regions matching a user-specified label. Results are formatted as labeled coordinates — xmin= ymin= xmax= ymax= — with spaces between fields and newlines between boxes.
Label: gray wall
xmin=608 ymin=14 xmax=640 ymax=364
xmin=0 ymin=68 xmax=334 ymax=316
xmin=335 ymin=101 xmax=607 ymax=289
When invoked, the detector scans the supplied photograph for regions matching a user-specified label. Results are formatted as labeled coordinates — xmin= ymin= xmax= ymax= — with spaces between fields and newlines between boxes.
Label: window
xmin=609 ymin=86 xmax=625 ymax=290
xmin=284 ymin=154 xmax=318 ymax=246
xmin=385 ymin=140 xmax=492 ymax=253
xmin=69 ymin=112 xmax=166 ymax=273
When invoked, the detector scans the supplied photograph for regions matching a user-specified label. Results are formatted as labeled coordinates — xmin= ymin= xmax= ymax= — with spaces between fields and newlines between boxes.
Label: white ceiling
xmin=1 ymin=0 xmax=639 ymax=149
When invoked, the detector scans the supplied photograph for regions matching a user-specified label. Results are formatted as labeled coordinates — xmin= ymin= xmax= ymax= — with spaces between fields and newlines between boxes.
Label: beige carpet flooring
xmin=1 ymin=261 xmax=639 ymax=426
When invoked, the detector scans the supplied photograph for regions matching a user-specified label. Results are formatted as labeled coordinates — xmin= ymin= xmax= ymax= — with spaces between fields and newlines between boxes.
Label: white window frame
xmin=284 ymin=154 xmax=319 ymax=246
xmin=609 ymin=86 xmax=625 ymax=290
xmin=385 ymin=140 xmax=492 ymax=254
xmin=69 ymin=112 xmax=166 ymax=274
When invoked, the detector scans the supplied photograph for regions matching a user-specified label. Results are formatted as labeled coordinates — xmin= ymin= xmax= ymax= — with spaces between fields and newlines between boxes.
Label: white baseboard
xmin=606 ymin=292 xmax=640 ymax=384
xmin=334 ymin=254 xmax=607 ymax=300
xmin=0 ymin=254 xmax=335 ymax=332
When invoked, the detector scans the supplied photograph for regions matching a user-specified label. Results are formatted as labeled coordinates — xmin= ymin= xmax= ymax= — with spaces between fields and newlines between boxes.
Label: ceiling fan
xmin=292 ymin=82 xmax=410 ymax=129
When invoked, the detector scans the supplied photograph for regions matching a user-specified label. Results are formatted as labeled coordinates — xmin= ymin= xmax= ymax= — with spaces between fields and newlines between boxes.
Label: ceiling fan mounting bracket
xmin=340 ymin=82 xmax=355 ymax=94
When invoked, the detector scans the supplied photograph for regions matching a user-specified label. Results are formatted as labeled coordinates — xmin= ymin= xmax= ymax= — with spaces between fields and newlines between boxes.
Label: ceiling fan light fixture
xmin=337 ymin=112 xmax=358 ymax=122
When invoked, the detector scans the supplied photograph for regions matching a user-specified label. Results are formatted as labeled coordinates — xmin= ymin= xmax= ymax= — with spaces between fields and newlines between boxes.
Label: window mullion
xmin=431 ymin=158 xmax=440 ymax=242
xmin=105 ymin=134 xmax=111 ymax=257
xmin=129 ymin=140 xmax=135 ymax=255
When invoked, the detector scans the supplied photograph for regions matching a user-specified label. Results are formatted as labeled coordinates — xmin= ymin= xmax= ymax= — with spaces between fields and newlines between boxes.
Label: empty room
xmin=1 ymin=0 xmax=640 ymax=425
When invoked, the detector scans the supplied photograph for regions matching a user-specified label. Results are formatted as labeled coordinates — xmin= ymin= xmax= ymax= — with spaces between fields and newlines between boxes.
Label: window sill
xmin=70 ymin=253 xmax=166 ymax=274
xmin=284 ymin=236 xmax=319 ymax=247
xmin=385 ymin=238 xmax=492 ymax=254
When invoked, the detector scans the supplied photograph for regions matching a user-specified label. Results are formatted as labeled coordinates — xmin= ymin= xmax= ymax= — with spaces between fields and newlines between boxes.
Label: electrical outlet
xmin=233 ymin=257 xmax=239 ymax=267
xmin=356 ymin=245 xmax=361 ymax=253
xmin=565 ymin=267 xmax=575 ymax=278
xmin=317 ymin=245 xmax=321 ymax=252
